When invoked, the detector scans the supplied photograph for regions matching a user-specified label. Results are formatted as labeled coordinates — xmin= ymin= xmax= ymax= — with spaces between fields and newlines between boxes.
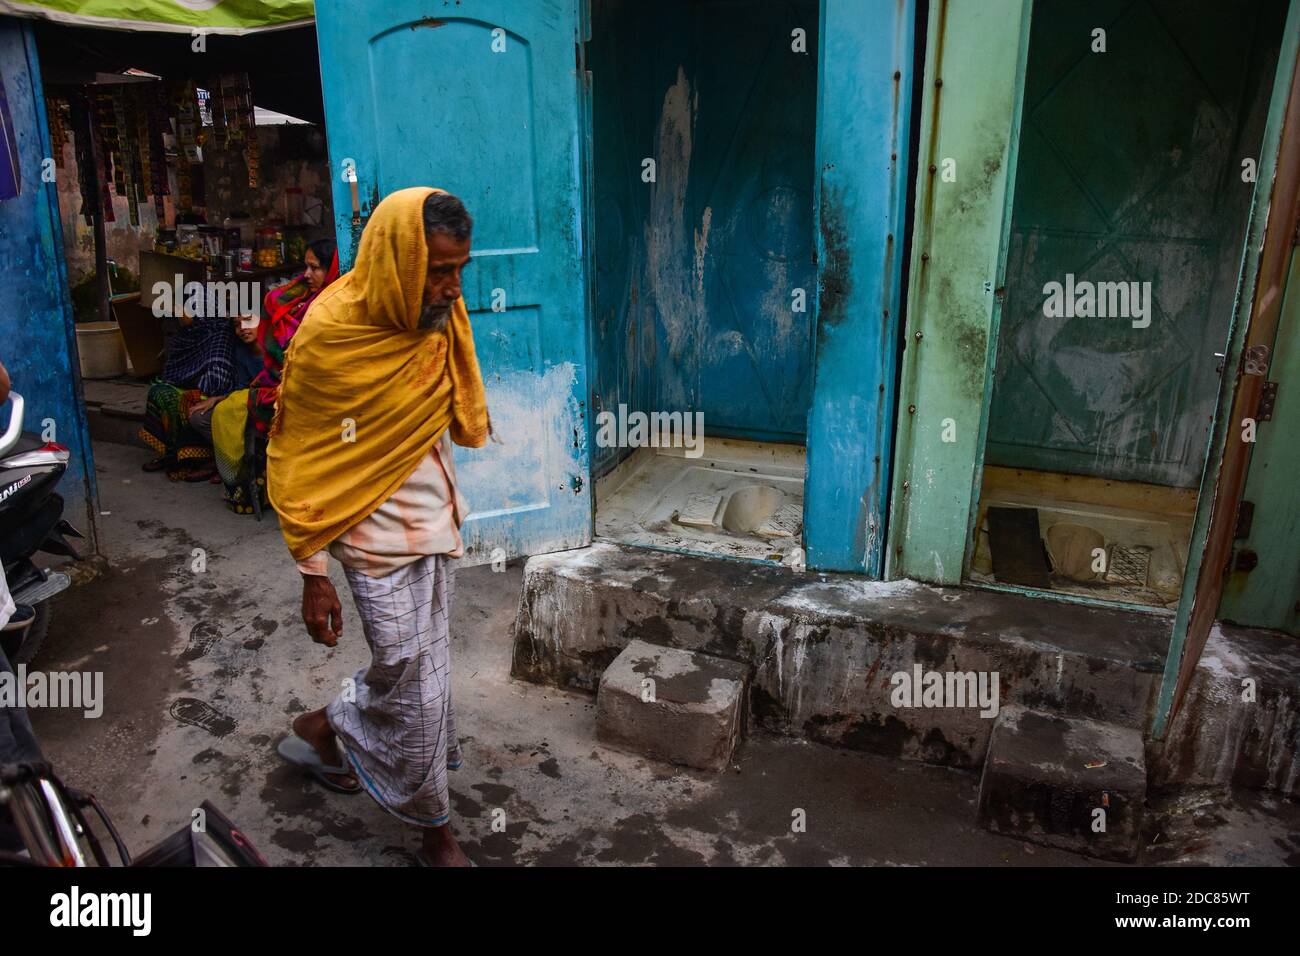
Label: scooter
xmin=0 ymin=393 xmax=85 ymax=664
xmin=0 ymin=397 xmax=265 ymax=867
xmin=0 ymin=761 xmax=267 ymax=867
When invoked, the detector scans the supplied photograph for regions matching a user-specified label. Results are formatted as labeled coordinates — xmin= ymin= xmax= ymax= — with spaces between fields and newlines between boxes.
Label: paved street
xmin=24 ymin=441 xmax=1300 ymax=867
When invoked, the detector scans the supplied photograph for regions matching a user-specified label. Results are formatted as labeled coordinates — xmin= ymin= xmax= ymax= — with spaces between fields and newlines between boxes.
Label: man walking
xmin=268 ymin=187 xmax=488 ymax=867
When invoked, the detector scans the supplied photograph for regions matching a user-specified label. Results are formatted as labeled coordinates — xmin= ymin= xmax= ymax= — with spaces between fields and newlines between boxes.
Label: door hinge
xmin=1257 ymin=380 xmax=1279 ymax=421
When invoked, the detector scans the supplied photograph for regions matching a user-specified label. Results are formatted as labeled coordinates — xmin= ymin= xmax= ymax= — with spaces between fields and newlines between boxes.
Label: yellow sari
xmin=211 ymin=389 xmax=253 ymax=511
xmin=267 ymin=186 xmax=488 ymax=560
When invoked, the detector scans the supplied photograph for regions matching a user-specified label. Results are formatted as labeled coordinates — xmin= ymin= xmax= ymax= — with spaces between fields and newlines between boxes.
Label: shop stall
xmin=41 ymin=64 xmax=332 ymax=380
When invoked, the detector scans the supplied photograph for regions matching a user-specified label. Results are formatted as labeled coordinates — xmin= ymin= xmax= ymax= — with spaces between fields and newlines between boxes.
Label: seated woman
xmin=139 ymin=311 xmax=260 ymax=482
xmin=184 ymin=316 xmax=265 ymax=475
xmin=210 ymin=238 xmax=339 ymax=513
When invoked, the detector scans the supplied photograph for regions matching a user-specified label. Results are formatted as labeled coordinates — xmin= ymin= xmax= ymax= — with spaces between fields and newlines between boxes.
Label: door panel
xmin=986 ymin=0 xmax=1289 ymax=487
xmin=1220 ymin=250 xmax=1300 ymax=634
xmin=806 ymin=0 xmax=915 ymax=574
xmin=1168 ymin=29 xmax=1300 ymax=725
xmin=314 ymin=0 xmax=591 ymax=564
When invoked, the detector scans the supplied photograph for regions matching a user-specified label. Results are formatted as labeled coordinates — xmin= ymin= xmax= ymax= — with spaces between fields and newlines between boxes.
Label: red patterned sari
xmin=214 ymin=252 xmax=339 ymax=513
xmin=247 ymin=250 xmax=340 ymax=432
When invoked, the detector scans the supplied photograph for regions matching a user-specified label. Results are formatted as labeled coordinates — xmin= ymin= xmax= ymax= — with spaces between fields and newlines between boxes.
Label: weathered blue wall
xmin=0 ymin=18 xmax=98 ymax=547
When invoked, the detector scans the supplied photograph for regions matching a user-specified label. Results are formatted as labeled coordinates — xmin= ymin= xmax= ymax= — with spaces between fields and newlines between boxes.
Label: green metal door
xmin=1221 ymin=250 xmax=1300 ymax=635
xmin=986 ymin=0 xmax=1290 ymax=487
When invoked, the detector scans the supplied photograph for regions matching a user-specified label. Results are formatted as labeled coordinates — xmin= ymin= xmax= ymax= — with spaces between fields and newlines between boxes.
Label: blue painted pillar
xmin=806 ymin=0 xmax=916 ymax=575
xmin=0 ymin=18 xmax=98 ymax=548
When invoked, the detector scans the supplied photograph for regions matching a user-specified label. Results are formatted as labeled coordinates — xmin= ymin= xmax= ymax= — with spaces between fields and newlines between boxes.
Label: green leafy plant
xmin=69 ymin=265 xmax=140 ymax=323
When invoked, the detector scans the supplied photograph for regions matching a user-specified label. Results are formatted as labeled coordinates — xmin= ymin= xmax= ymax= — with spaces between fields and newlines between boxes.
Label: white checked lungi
xmin=327 ymin=554 xmax=461 ymax=827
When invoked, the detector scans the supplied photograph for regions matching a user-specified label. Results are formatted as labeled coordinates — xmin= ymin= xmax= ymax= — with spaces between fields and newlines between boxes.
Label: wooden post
xmin=74 ymin=89 xmax=111 ymax=324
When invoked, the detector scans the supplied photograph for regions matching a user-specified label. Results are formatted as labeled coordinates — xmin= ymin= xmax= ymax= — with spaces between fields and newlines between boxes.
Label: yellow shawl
xmin=267 ymin=186 xmax=488 ymax=560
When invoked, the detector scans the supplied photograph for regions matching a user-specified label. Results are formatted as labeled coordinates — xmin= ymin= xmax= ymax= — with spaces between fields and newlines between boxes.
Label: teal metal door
xmin=314 ymin=0 xmax=593 ymax=563
xmin=986 ymin=0 xmax=1290 ymax=487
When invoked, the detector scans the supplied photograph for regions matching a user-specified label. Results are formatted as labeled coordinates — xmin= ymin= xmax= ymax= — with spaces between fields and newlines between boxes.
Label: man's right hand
xmin=302 ymin=574 xmax=343 ymax=646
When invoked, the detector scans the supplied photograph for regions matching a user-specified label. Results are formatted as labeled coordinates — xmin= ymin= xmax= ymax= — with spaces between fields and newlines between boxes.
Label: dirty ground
xmin=24 ymin=441 xmax=1300 ymax=866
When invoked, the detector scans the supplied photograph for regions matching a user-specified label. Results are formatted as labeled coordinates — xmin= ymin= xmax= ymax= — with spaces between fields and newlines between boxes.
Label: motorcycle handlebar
xmin=0 ymin=392 xmax=24 ymax=459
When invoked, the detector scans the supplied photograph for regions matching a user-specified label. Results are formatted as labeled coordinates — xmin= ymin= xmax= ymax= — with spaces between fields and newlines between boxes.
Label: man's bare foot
xmin=292 ymin=709 xmax=358 ymax=791
xmin=419 ymin=824 xmax=471 ymax=867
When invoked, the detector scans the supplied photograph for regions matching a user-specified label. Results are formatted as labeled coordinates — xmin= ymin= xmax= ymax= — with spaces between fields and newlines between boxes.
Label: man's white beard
xmin=418 ymin=302 xmax=450 ymax=331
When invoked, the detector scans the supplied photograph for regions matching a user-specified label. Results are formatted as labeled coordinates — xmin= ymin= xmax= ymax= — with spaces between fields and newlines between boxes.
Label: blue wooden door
xmin=314 ymin=0 xmax=592 ymax=564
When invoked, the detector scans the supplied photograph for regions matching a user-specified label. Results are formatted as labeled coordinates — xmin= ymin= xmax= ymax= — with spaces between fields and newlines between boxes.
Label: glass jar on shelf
xmin=176 ymin=224 xmax=202 ymax=260
xmin=254 ymin=227 xmax=283 ymax=268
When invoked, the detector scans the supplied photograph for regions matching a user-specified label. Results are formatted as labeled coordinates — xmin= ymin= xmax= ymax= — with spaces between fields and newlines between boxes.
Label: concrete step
xmin=83 ymin=378 xmax=149 ymax=448
xmin=1149 ymin=623 xmax=1300 ymax=798
xmin=85 ymin=403 xmax=147 ymax=447
xmin=977 ymin=705 xmax=1146 ymax=862
xmin=596 ymin=639 xmax=749 ymax=772
xmin=513 ymin=543 xmax=1169 ymax=769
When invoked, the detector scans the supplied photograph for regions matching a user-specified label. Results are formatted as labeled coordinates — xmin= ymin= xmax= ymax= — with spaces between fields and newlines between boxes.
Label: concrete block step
xmin=596 ymin=639 xmax=749 ymax=772
xmin=978 ymin=705 xmax=1146 ymax=861
xmin=513 ymin=543 xmax=1169 ymax=769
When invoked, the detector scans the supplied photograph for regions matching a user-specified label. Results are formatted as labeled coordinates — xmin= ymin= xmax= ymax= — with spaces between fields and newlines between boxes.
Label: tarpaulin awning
xmin=0 ymin=1 xmax=314 ymax=35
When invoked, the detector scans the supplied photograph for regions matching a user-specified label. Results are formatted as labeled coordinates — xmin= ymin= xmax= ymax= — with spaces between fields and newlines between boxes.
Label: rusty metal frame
xmin=1151 ymin=3 xmax=1300 ymax=740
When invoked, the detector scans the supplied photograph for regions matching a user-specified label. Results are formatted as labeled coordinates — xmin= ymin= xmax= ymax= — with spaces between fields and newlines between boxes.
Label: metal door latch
xmin=1244 ymin=344 xmax=1270 ymax=376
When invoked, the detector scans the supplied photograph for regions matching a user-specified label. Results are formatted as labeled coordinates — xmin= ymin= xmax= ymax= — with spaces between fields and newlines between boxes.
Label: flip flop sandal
xmin=276 ymin=734 xmax=362 ymax=795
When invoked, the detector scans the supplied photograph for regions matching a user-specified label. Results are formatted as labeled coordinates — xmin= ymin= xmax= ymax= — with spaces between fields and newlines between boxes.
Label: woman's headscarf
xmin=266 ymin=186 xmax=489 ymax=561
xmin=246 ymin=248 xmax=340 ymax=434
